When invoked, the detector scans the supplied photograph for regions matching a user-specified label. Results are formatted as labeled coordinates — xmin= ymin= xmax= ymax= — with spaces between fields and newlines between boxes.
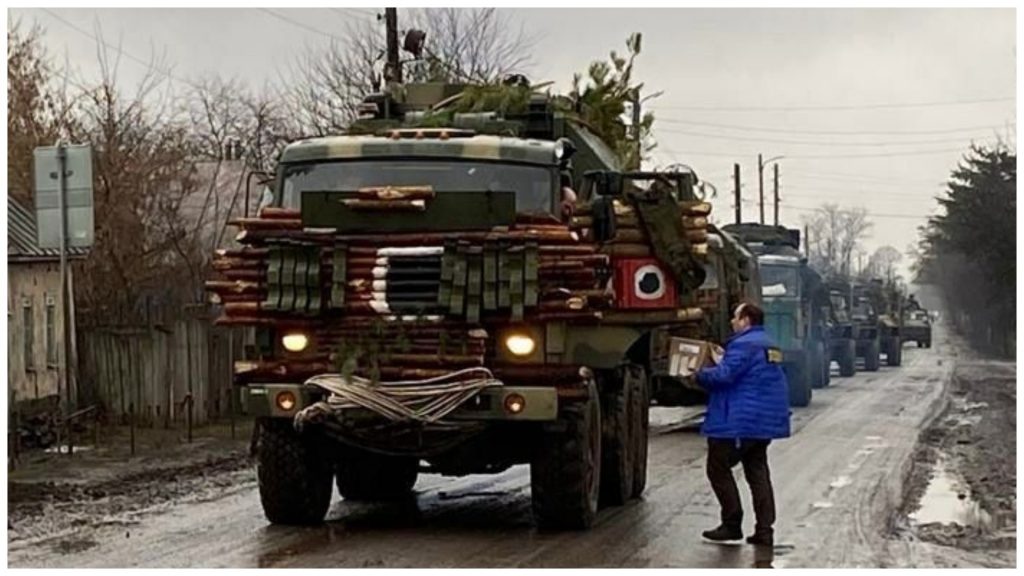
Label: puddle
xmin=909 ymin=456 xmax=992 ymax=528
xmin=812 ymin=501 xmax=834 ymax=509
xmin=44 ymin=445 xmax=95 ymax=454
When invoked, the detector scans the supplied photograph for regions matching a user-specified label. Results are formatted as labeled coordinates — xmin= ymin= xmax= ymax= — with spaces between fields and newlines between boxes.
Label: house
xmin=8 ymin=195 xmax=88 ymax=414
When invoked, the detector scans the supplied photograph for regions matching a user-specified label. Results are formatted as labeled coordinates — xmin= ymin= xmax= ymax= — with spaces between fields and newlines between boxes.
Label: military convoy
xmin=207 ymin=78 xmax=745 ymax=529
xmin=207 ymin=64 xmax=926 ymax=529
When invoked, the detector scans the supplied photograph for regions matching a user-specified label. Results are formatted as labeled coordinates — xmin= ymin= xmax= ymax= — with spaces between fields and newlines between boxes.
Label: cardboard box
xmin=668 ymin=337 xmax=724 ymax=387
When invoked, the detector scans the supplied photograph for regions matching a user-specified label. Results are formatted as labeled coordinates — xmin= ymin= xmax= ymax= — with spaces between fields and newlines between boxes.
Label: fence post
xmin=130 ymin=401 xmax=136 ymax=456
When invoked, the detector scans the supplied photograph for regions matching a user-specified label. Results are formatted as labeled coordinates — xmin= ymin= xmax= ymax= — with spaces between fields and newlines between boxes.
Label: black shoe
xmin=702 ymin=524 xmax=743 ymax=543
xmin=746 ymin=532 xmax=773 ymax=547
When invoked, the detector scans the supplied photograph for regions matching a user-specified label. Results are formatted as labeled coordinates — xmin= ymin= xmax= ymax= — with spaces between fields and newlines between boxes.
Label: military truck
xmin=902 ymin=308 xmax=933 ymax=348
xmin=721 ymin=224 xmax=829 ymax=406
xmin=825 ymin=280 xmax=858 ymax=377
xmin=862 ymin=278 xmax=904 ymax=367
xmin=207 ymin=80 xmax=717 ymax=529
xmin=849 ymin=283 xmax=882 ymax=371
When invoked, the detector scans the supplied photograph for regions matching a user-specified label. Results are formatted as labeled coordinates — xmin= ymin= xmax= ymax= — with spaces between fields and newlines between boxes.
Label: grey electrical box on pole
xmin=33 ymin=144 xmax=94 ymax=249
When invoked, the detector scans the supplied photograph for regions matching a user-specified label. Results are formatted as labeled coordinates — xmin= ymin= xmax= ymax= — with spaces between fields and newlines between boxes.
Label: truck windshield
xmin=760 ymin=264 xmax=799 ymax=297
xmin=280 ymin=160 xmax=556 ymax=215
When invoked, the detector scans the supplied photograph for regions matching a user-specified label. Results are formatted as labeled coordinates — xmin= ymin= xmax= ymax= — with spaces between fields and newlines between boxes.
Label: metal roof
xmin=8 ymin=196 xmax=89 ymax=262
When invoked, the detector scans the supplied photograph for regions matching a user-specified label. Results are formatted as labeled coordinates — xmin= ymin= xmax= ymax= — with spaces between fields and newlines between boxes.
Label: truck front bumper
xmin=243 ymin=383 xmax=559 ymax=422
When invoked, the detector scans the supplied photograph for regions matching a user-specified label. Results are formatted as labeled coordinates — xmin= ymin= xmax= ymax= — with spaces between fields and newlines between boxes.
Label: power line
xmin=784 ymin=171 xmax=946 ymax=187
xmin=258 ymin=8 xmax=346 ymax=42
xmin=649 ymin=96 xmax=1014 ymax=113
xmin=652 ymin=117 xmax=1011 ymax=137
xmin=39 ymin=8 xmax=201 ymax=89
xmin=655 ymin=127 xmax=996 ymax=148
xmin=330 ymin=7 xmax=380 ymax=19
xmin=647 ymin=146 xmax=969 ymax=160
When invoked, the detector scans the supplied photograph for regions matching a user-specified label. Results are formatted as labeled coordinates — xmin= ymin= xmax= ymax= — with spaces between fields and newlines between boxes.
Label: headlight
xmin=505 ymin=334 xmax=536 ymax=357
xmin=282 ymin=332 xmax=309 ymax=353
xmin=275 ymin=390 xmax=297 ymax=411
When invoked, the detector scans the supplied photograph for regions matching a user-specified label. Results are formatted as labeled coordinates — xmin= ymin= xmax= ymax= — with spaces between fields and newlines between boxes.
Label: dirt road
xmin=7 ymin=307 xmax=1009 ymax=568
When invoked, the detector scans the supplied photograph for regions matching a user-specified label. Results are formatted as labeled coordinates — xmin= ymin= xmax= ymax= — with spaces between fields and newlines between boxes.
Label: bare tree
xmin=864 ymin=245 xmax=902 ymax=280
xmin=803 ymin=203 xmax=873 ymax=279
xmin=282 ymin=8 xmax=535 ymax=135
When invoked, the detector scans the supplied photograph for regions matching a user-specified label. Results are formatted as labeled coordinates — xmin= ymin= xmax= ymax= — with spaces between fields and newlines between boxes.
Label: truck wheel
xmin=336 ymin=449 xmax=418 ymax=501
xmin=839 ymin=340 xmax=856 ymax=377
xmin=924 ymin=339 xmax=932 ymax=349
xmin=599 ymin=368 xmax=634 ymax=506
xmin=531 ymin=379 xmax=602 ymax=530
xmin=811 ymin=342 xmax=829 ymax=389
xmin=864 ymin=338 xmax=881 ymax=372
xmin=256 ymin=418 xmax=333 ymax=525
xmin=787 ymin=363 xmax=812 ymax=408
xmin=628 ymin=366 xmax=649 ymax=498
xmin=886 ymin=337 xmax=903 ymax=367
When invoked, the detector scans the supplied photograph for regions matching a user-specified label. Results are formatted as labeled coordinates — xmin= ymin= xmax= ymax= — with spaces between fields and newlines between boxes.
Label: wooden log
xmin=538 ymin=260 xmax=586 ymax=271
xmin=599 ymin=244 xmax=652 ymax=257
xmin=215 ymin=247 xmax=270 ymax=259
xmin=221 ymin=269 xmax=265 ymax=281
xmin=539 ymin=245 xmax=596 ymax=255
xmin=533 ymin=311 xmax=602 ymax=322
xmin=680 ymin=201 xmax=712 ymax=216
xmin=205 ymin=280 xmax=262 ymax=294
xmin=257 ymin=207 xmax=302 ymax=220
xmin=682 ymin=216 xmax=709 ymax=229
xmin=686 ymin=230 xmax=709 ymax=243
xmin=224 ymin=302 xmax=261 ymax=315
xmin=228 ymin=217 xmax=304 ymax=230
xmin=213 ymin=316 xmax=277 ymax=326
xmin=356 ymin=185 xmax=435 ymax=200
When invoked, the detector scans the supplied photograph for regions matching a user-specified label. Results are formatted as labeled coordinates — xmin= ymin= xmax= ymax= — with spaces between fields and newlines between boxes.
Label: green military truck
xmin=208 ymin=80 xmax=718 ymax=529
xmin=721 ymin=224 xmax=828 ymax=406
xmin=825 ymin=281 xmax=858 ymax=377
xmin=849 ymin=283 xmax=882 ymax=371
xmin=902 ymin=307 xmax=933 ymax=348
xmin=862 ymin=278 xmax=904 ymax=367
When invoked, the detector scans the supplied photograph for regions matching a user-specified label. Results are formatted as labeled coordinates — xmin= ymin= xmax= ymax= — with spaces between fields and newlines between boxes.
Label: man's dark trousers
xmin=706 ymin=438 xmax=775 ymax=536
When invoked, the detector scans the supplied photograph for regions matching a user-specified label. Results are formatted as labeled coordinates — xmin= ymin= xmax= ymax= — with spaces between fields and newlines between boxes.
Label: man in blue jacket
xmin=696 ymin=302 xmax=790 ymax=547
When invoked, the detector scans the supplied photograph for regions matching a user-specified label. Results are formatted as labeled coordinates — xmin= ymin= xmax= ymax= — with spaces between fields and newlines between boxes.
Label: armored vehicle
xmin=861 ymin=278 xmax=904 ymax=366
xmin=902 ymin=308 xmax=933 ymax=348
xmin=722 ymin=224 xmax=829 ymax=406
xmin=208 ymin=80 xmax=716 ymax=529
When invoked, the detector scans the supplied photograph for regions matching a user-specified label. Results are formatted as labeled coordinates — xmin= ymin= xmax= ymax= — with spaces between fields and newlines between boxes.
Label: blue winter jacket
xmin=696 ymin=326 xmax=791 ymax=440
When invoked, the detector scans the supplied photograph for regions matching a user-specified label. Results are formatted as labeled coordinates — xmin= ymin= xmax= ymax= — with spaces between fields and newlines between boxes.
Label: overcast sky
xmin=13 ymin=7 xmax=1017 ymax=278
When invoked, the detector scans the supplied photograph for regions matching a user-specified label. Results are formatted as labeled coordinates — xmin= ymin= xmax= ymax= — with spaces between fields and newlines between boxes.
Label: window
xmin=281 ymin=160 xmax=557 ymax=215
xmin=23 ymin=299 xmax=34 ymax=371
xmin=45 ymin=296 xmax=57 ymax=368
xmin=760 ymin=264 xmax=800 ymax=298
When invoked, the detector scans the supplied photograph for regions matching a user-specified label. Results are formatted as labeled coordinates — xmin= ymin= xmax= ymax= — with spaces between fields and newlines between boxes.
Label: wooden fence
xmin=77 ymin=313 xmax=244 ymax=427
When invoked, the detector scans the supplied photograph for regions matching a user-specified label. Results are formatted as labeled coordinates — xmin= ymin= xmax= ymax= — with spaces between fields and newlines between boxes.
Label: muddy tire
xmin=885 ymin=337 xmax=903 ymax=367
xmin=629 ymin=366 xmax=650 ymax=498
xmin=811 ymin=342 xmax=829 ymax=389
xmin=336 ymin=449 xmax=418 ymax=501
xmin=599 ymin=368 xmax=634 ymax=506
xmin=531 ymin=379 xmax=602 ymax=530
xmin=787 ymin=362 xmax=812 ymax=408
xmin=256 ymin=418 xmax=333 ymax=525
xmin=864 ymin=338 xmax=881 ymax=372
xmin=838 ymin=340 xmax=857 ymax=377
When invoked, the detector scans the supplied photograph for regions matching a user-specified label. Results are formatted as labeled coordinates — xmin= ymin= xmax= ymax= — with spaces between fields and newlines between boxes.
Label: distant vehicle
xmin=902 ymin=309 xmax=933 ymax=348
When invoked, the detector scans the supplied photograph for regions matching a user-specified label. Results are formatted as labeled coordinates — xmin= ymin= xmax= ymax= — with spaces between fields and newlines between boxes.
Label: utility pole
xmin=57 ymin=143 xmax=72 ymax=456
xmin=804 ymin=224 xmax=810 ymax=258
xmin=773 ymin=163 xmax=780 ymax=226
xmin=384 ymin=8 xmax=401 ymax=85
xmin=733 ymin=163 xmax=742 ymax=224
xmin=757 ymin=153 xmax=764 ymax=224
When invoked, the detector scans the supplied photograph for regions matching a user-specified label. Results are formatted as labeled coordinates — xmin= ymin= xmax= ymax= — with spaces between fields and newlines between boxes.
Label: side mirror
xmin=591 ymin=196 xmax=618 ymax=243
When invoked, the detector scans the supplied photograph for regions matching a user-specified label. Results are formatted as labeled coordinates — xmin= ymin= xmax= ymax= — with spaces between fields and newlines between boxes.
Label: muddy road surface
xmin=8 ymin=315 xmax=999 ymax=568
